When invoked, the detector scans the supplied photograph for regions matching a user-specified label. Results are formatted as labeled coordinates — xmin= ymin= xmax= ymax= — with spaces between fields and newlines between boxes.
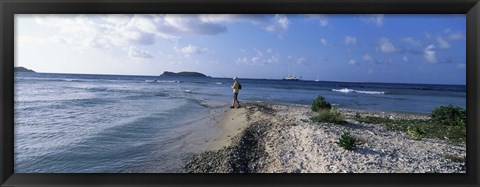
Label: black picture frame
xmin=1 ymin=0 xmax=479 ymax=186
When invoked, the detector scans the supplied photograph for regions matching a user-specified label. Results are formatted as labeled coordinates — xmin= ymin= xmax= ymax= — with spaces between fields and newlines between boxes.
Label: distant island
xmin=15 ymin=67 xmax=36 ymax=73
xmin=160 ymin=71 xmax=210 ymax=78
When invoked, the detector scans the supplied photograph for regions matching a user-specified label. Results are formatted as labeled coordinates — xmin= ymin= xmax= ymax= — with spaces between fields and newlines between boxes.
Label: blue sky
xmin=15 ymin=14 xmax=466 ymax=85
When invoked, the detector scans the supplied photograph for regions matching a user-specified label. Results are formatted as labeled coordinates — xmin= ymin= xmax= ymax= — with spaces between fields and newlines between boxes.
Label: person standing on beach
xmin=230 ymin=77 xmax=241 ymax=108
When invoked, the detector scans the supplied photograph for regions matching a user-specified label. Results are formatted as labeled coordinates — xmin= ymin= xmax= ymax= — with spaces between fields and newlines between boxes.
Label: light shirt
xmin=231 ymin=80 xmax=239 ymax=93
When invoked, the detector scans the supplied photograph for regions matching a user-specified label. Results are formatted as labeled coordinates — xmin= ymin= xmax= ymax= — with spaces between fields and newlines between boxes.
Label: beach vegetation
xmin=355 ymin=115 xmax=396 ymax=125
xmin=431 ymin=105 xmax=466 ymax=126
xmin=336 ymin=132 xmax=357 ymax=151
xmin=353 ymin=114 xmax=466 ymax=143
xmin=445 ymin=125 xmax=467 ymax=141
xmin=311 ymin=109 xmax=345 ymax=124
xmin=311 ymin=95 xmax=332 ymax=112
xmin=407 ymin=126 xmax=425 ymax=140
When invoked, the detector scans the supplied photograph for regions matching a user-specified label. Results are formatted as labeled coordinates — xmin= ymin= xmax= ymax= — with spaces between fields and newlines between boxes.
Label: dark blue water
xmin=14 ymin=72 xmax=465 ymax=173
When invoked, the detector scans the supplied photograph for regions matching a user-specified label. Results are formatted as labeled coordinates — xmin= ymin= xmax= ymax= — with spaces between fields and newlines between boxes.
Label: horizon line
xmin=15 ymin=68 xmax=466 ymax=86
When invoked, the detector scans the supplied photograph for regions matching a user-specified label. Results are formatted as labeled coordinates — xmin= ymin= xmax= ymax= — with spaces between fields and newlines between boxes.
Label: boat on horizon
xmin=284 ymin=61 xmax=301 ymax=81
xmin=283 ymin=75 xmax=300 ymax=81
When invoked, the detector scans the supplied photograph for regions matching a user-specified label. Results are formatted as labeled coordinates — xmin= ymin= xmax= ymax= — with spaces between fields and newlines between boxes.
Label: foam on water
xmin=157 ymin=80 xmax=181 ymax=83
xmin=332 ymin=88 xmax=385 ymax=94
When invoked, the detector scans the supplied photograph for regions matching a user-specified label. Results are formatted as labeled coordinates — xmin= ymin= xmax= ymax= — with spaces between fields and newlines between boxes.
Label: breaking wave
xmin=332 ymin=88 xmax=385 ymax=95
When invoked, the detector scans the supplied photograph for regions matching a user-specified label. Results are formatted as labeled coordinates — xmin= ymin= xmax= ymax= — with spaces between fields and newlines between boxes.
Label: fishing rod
xmin=212 ymin=66 xmax=227 ymax=79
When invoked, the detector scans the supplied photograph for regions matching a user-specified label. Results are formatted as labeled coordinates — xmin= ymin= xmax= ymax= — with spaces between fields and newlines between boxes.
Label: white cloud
xmin=263 ymin=14 xmax=290 ymax=33
xmin=320 ymin=38 xmax=328 ymax=45
xmin=177 ymin=44 xmax=210 ymax=57
xmin=402 ymin=37 xmax=422 ymax=47
xmin=360 ymin=14 xmax=384 ymax=27
xmin=199 ymin=14 xmax=295 ymax=36
xmin=254 ymin=48 xmax=264 ymax=57
xmin=305 ymin=14 xmax=329 ymax=27
xmin=101 ymin=14 xmax=133 ymax=26
xmin=128 ymin=46 xmax=153 ymax=59
xmin=361 ymin=54 xmax=394 ymax=64
xmin=28 ymin=14 xmax=295 ymax=61
xmin=33 ymin=15 xmax=115 ymax=49
xmin=236 ymin=48 xmax=279 ymax=65
xmin=436 ymin=36 xmax=451 ymax=49
xmin=457 ymin=63 xmax=466 ymax=69
xmin=18 ymin=35 xmax=67 ymax=45
xmin=424 ymin=45 xmax=437 ymax=63
xmin=235 ymin=57 xmax=249 ymax=65
xmin=31 ymin=14 xmax=229 ymax=51
xmin=267 ymin=55 xmax=279 ymax=64
xmin=198 ymin=14 xmax=242 ymax=23
xmin=363 ymin=54 xmax=373 ymax=62
xmin=296 ymin=57 xmax=307 ymax=65
xmin=348 ymin=59 xmax=357 ymax=65
xmin=344 ymin=36 xmax=357 ymax=46
xmin=161 ymin=14 xmax=228 ymax=35
xmin=237 ymin=55 xmax=278 ymax=65
xmin=378 ymin=37 xmax=401 ymax=53
xmin=444 ymin=28 xmax=465 ymax=41
xmin=251 ymin=57 xmax=263 ymax=64
xmin=276 ymin=14 xmax=289 ymax=30
xmin=403 ymin=56 xmax=409 ymax=62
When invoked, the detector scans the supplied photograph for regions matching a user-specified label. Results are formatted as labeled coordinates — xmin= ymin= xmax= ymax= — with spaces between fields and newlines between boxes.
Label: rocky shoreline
xmin=183 ymin=102 xmax=466 ymax=173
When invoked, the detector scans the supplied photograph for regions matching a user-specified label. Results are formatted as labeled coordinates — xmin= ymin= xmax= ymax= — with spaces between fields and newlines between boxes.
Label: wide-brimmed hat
xmin=233 ymin=77 xmax=238 ymax=80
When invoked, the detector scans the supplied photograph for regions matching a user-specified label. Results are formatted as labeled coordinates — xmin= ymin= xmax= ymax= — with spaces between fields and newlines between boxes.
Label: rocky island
xmin=15 ymin=67 xmax=36 ymax=73
xmin=160 ymin=71 xmax=210 ymax=78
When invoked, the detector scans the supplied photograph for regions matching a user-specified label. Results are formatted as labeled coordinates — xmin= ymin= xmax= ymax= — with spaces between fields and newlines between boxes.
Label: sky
xmin=15 ymin=14 xmax=466 ymax=85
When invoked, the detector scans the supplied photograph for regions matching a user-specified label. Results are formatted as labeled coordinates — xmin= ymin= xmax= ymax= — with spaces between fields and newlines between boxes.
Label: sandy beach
xmin=208 ymin=108 xmax=249 ymax=151
xmin=184 ymin=102 xmax=466 ymax=173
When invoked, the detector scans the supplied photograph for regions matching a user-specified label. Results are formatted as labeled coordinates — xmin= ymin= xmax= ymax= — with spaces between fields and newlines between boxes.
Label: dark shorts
xmin=233 ymin=93 xmax=238 ymax=99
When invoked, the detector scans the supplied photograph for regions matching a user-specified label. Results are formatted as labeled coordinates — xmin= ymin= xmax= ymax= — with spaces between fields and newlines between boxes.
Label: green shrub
xmin=355 ymin=115 xmax=433 ymax=132
xmin=311 ymin=109 xmax=345 ymax=124
xmin=407 ymin=126 xmax=425 ymax=140
xmin=353 ymin=111 xmax=466 ymax=143
xmin=431 ymin=105 xmax=466 ymax=126
xmin=336 ymin=132 xmax=357 ymax=151
xmin=311 ymin=95 xmax=332 ymax=112
xmin=446 ymin=125 xmax=467 ymax=142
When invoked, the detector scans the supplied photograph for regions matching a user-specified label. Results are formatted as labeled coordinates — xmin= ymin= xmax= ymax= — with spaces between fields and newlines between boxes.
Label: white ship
xmin=283 ymin=75 xmax=300 ymax=81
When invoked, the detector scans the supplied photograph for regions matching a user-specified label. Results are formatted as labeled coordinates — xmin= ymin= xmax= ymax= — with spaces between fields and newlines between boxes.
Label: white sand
xmin=208 ymin=107 xmax=249 ymax=151
xmin=191 ymin=102 xmax=465 ymax=173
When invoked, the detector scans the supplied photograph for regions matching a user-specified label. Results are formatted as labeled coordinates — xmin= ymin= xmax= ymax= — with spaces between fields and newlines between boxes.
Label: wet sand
xmin=208 ymin=107 xmax=249 ymax=151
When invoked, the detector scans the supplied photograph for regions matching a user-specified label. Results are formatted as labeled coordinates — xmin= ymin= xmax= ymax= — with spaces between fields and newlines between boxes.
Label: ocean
xmin=14 ymin=72 xmax=466 ymax=173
